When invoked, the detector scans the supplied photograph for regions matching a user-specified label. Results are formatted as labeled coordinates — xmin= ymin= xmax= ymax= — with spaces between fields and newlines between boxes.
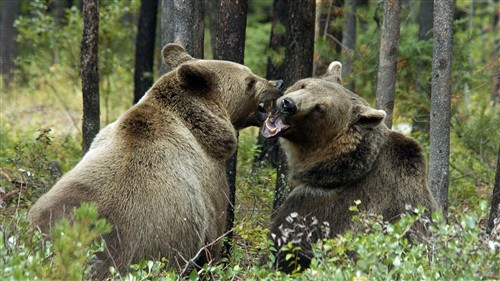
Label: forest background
xmin=0 ymin=0 xmax=499 ymax=280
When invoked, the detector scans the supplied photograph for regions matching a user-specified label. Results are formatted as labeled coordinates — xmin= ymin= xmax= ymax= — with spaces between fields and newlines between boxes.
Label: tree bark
xmin=375 ymin=0 xmax=402 ymax=129
xmin=213 ymin=0 xmax=248 ymax=258
xmin=0 ymin=0 xmax=20 ymax=86
xmin=214 ymin=0 xmax=248 ymax=62
xmin=492 ymin=0 xmax=499 ymax=104
xmin=274 ymin=0 xmax=315 ymax=211
xmin=159 ymin=0 xmax=204 ymax=74
xmin=412 ymin=0 xmax=434 ymax=133
xmin=488 ymin=145 xmax=500 ymax=235
xmin=133 ymin=0 xmax=158 ymax=104
xmin=428 ymin=0 xmax=454 ymax=217
xmin=255 ymin=0 xmax=288 ymax=168
xmin=81 ymin=0 xmax=100 ymax=156
xmin=341 ymin=0 xmax=358 ymax=85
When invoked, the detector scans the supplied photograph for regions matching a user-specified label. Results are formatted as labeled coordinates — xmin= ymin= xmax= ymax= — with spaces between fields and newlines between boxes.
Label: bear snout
xmin=280 ymin=97 xmax=297 ymax=116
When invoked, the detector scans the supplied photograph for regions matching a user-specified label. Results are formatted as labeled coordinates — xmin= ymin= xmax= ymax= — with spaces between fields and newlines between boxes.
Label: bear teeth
xmin=265 ymin=117 xmax=277 ymax=133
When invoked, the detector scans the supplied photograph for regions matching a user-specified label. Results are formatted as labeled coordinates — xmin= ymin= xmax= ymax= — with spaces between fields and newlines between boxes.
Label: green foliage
xmin=0 ymin=128 xmax=80 ymax=211
xmin=47 ymin=203 xmax=112 ymax=280
xmin=0 ymin=211 xmax=48 ymax=280
xmin=14 ymin=0 xmax=82 ymax=85
xmin=302 ymin=203 xmax=500 ymax=281
xmin=0 ymin=204 xmax=111 ymax=280
xmin=235 ymin=130 xmax=276 ymax=223
xmin=245 ymin=24 xmax=272 ymax=77
xmin=98 ymin=0 xmax=139 ymax=123
xmin=11 ymin=0 xmax=138 ymax=127
xmin=244 ymin=0 xmax=273 ymax=77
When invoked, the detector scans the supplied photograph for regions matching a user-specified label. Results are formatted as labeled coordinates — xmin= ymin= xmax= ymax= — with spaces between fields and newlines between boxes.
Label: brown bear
xmin=261 ymin=62 xmax=438 ymax=272
xmin=28 ymin=44 xmax=283 ymax=279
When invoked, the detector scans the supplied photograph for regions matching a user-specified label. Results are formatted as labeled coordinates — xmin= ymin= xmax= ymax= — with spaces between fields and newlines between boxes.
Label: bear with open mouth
xmin=262 ymin=62 xmax=438 ymax=273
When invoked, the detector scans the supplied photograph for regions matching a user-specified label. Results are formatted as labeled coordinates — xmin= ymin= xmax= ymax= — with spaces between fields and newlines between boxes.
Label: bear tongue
xmin=261 ymin=115 xmax=290 ymax=139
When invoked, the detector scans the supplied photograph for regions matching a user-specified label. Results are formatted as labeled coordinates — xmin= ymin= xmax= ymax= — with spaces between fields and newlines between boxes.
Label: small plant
xmin=0 ymin=128 xmax=66 ymax=218
xmin=0 ymin=203 xmax=111 ymax=280
xmin=304 ymin=201 xmax=499 ymax=280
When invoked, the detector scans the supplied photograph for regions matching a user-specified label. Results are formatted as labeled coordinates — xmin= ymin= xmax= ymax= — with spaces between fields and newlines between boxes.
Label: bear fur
xmin=261 ymin=62 xmax=438 ymax=272
xmin=28 ymin=44 xmax=282 ymax=279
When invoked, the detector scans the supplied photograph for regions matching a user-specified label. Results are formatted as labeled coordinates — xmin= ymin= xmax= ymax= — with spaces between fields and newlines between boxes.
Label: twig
xmin=178 ymin=228 xmax=235 ymax=278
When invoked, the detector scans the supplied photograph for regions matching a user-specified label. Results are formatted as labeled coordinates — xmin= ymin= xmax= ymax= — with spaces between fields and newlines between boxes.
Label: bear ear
xmin=357 ymin=106 xmax=386 ymax=128
xmin=162 ymin=44 xmax=195 ymax=68
xmin=176 ymin=64 xmax=212 ymax=91
xmin=324 ymin=61 xmax=342 ymax=83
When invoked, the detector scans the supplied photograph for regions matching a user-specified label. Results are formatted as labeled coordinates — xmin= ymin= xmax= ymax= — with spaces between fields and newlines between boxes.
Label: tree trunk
xmin=412 ymin=0 xmax=434 ymax=133
xmin=255 ymin=0 xmax=288 ymax=168
xmin=81 ymin=0 xmax=100 ymax=156
xmin=492 ymin=0 xmax=499 ymax=104
xmin=214 ymin=0 xmax=248 ymax=62
xmin=213 ymin=0 xmax=248 ymax=258
xmin=133 ymin=0 xmax=158 ymax=104
xmin=488 ymin=145 xmax=500 ymax=235
xmin=0 ymin=0 xmax=20 ymax=86
xmin=159 ymin=0 xmax=204 ymax=75
xmin=428 ymin=0 xmax=454 ymax=217
xmin=274 ymin=0 xmax=315 ymax=211
xmin=341 ymin=0 xmax=357 ymax=86
xmin=375 ymin=0 xmax=402 ymax=129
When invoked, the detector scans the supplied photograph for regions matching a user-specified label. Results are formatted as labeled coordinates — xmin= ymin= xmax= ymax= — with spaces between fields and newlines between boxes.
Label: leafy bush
xmin=0 ymin=203 xmax=111 ymax=280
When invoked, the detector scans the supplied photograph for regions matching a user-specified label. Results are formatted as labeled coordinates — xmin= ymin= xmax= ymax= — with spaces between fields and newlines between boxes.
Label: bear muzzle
xmin=279 ymin=97 xmax=297 ymax=116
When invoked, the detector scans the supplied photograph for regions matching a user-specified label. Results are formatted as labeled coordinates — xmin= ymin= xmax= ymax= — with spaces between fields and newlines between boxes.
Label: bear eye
xmin=315 ymin=104 xmax=326 ymax=114
xmin=300 ymin=84 xmax=306 ymax=89
xmin=246 ymin=78 xmax=256 ymax=89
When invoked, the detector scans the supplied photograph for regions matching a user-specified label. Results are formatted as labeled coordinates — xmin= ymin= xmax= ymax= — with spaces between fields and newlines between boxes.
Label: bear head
xmin=261 ymin=61 xmax=386 ymax=152
xmin=161 ymin=44 xmax=283 ymax=130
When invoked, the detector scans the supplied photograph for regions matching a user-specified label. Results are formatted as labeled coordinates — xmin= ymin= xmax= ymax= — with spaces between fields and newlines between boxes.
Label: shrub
xmin=0 ymin=203 xmax=111 ymax=280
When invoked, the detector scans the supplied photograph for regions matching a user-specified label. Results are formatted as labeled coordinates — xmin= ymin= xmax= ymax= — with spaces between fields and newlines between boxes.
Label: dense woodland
xmin=0 ymin=0 xmax=499 ymax=280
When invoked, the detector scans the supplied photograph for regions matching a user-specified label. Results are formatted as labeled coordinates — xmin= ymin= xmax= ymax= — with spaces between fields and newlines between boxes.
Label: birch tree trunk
xmin=213 ymin=0 xmax=248 ymax=258
xmin=133 ymin=0 xmax=158 ymax=104
xmin=375 ymin=0 xmax=402 ymax=129
xmin=81 ymin=0 xmax=100 ymax=156
xmin=428 ymin=0 xmax=454 ymax=216
xmin=274 ymin=0 xmax=315 ymax=211
xmin=160 ymin=0 xmax=204 ymax=74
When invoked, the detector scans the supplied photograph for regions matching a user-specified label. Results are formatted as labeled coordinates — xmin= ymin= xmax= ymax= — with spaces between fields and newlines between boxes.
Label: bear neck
xmin=283 ymin=126 xmax=386 ymax=189
xmin=149 ymin=79 xmax=238 ymax=160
